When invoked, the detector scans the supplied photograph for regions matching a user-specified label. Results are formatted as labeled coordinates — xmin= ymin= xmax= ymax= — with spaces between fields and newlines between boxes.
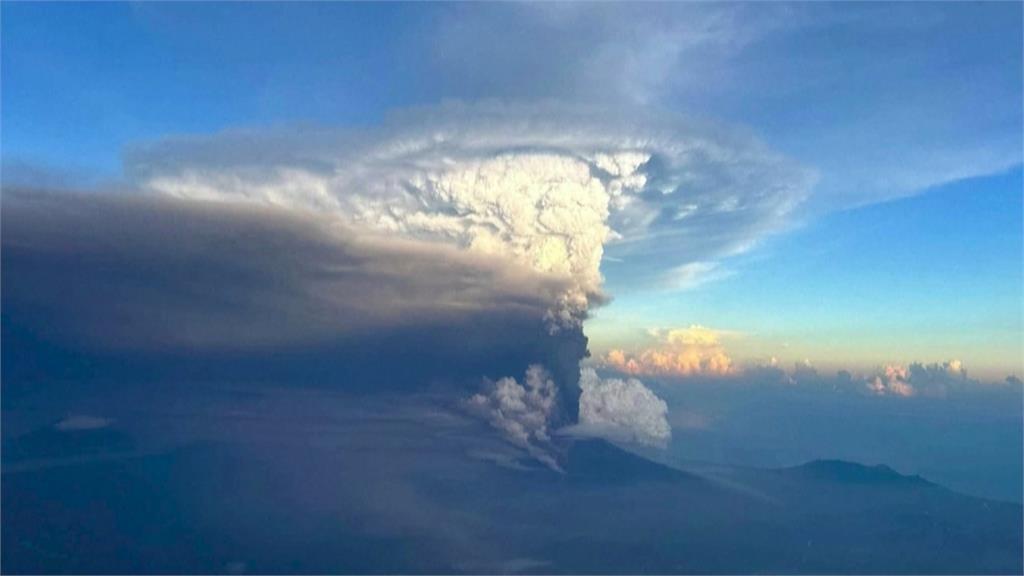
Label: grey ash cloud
xmin=2 ymin=189 xmax=571 ymax=351
xmin=2 ymin=186 xmax=590 ymax=434
xmin=3 ymin=101 xmax=815 ymax=462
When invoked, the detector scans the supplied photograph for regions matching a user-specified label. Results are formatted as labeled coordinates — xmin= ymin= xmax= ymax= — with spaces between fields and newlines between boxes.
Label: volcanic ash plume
xmin=133 ymin=102 xmax=812 ymax=461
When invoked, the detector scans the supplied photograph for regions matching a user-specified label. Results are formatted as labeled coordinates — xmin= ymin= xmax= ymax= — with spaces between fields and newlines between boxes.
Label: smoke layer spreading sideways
xmin=8 ymin=103 xmax=812 ymax=465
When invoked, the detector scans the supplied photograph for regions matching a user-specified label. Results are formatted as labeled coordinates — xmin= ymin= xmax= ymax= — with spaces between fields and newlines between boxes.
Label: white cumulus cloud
xmin=130 ymin=102 xmax=813 ymax=328
xmin=574 ymin=367 xmax=671 ymax=446
xmin=604 ymin=325 xmax=735 ymax=378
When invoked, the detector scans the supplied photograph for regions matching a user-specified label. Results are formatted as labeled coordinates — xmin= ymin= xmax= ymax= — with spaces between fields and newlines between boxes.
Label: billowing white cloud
xmin=604 ymin=325 xmax=735 ymax=377
xmin=602 ymin=339 xmax=1007 ymax=403
xmin=468 ymin=362 xmax=674 ymax=463
xmin=467 ymin=365 xmax=561 ymax=469
xmin=575 ymin=368 xmax=671 ymax=446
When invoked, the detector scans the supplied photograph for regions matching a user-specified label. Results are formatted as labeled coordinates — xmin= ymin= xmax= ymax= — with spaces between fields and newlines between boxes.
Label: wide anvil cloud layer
xmin=128 ymin=102 xmax=815 ymax=303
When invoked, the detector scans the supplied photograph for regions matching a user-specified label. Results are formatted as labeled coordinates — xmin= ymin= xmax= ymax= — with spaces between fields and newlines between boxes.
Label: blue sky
xmin=3 ymin=1 xmax=1021 ymax=378
xmin=1 ymin=3 xmax=438 ymax=174
xmin=593 ymin=167 xmax=1023 ymax=378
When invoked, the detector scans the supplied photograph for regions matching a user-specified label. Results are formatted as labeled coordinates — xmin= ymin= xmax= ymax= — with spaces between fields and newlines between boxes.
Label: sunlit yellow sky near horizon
xmin=588 ymin=167 xmax=1023 ymax=382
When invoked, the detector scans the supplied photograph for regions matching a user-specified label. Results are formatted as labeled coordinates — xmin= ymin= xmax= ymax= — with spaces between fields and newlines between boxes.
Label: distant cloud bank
xmin=600 ymin=326 xmax=1018 ymax=399
xmin=575 ymin=368 xmax=671 ymax=446
xmin=745 ymin=357 xmax=1015 ymax=399
xmin=604 ymin=325 xmax=735 ymax=377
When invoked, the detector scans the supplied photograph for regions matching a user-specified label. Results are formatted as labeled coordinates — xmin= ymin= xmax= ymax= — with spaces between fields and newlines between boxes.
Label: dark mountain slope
xmin=782 ymin=459 xmax=932 ymax=485
xmin=3 ymin=427 xmax=1020 ymax=574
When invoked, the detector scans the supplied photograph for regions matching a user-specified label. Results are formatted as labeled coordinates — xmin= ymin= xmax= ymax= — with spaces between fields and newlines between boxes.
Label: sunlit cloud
xmin=571 ymin=367 xmax=671 ymax=446
xmin=130 ymin=101 xmax=813 ymax=308
xmin=601 ymin=332 xmax=1017 ymax=402
xmin=604 ymin=325 xmax=735 ymax=377
xmin=866 ymin=365 xmax=916 ymax=397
